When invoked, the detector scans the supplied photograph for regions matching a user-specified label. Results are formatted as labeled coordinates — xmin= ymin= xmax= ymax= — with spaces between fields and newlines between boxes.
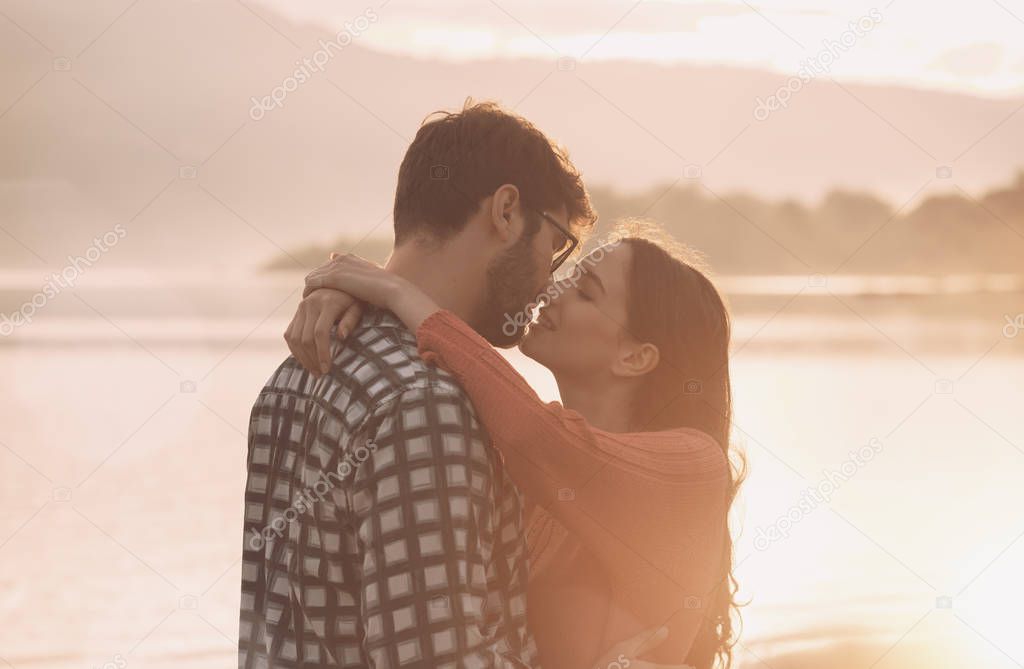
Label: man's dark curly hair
xmin=393 ymin=99 xmax=596 ymax=245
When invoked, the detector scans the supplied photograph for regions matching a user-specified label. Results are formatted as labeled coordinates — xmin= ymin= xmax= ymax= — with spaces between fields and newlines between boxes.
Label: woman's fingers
xmin=303 ymin=267 xmax=332 ymax=298
xmin=290 ymin=261 xmax=371 ymax=374
xmin=302 ymin=255 xmax=344 ymax=297
xmin=285 ymin=303 xmax=312 ymax=371
xmin=303 ymin=254 xmax=385 ymax=299
xmin=299 ymin=300 xmax=322 ymax=373
xmin=312 ymin=307 xmax=339 ymax=375
xmin=284 ymin=290 xmax=357 ymax=375
xmin=336 ymin=301 xmax=363 ymax=341
xmin=311 ymin=293 xmax=356 ymax=373
xmin=303 ymin=266 xmax=341 ymax=298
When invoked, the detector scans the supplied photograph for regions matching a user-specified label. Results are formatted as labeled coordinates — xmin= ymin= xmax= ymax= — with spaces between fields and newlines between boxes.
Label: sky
xmin=256 ymin=0 xmax=1024 ymax=97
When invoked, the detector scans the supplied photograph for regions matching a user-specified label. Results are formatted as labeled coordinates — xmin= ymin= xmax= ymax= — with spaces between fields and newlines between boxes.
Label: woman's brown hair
xmin=615 ymin=220 xmax=745 ymax=669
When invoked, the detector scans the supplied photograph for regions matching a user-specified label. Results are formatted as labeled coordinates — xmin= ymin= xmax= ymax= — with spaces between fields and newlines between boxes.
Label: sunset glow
xmin=260 ymin=0 xmax=1024 ymax=96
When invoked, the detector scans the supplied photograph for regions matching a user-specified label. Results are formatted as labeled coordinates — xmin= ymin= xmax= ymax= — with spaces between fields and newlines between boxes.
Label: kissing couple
xmin=239 ymin=100 xmax=742 ymax=669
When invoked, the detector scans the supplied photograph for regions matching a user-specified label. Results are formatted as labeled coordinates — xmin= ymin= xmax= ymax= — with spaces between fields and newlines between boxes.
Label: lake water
xmin=1 ymin=272 xmax=1022 ymax=668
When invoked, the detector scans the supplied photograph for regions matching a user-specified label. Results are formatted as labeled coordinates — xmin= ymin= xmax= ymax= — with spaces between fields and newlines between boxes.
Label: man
xmin=239 ymin=101 xmax=595 ymax=667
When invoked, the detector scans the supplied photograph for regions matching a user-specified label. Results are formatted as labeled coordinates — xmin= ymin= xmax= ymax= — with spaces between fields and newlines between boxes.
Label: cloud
xmin=930 ymin=43 xmax=1004 ymax=78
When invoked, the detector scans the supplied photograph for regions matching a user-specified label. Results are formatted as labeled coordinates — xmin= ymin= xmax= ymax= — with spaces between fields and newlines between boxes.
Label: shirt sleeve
xmin=350 ymin=383 xmax=534 ymax=668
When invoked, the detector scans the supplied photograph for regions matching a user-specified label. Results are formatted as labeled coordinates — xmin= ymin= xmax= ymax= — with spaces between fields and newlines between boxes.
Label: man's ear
xmin=489 ymin=184 xmax=522 ymax=242
xmin=611 ymin=340 xmax=660 ymax=378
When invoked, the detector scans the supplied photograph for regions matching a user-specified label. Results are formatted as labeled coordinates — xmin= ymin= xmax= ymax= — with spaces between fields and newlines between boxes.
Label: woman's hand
xmin=286 ymin=253 xmax=442 ymax=376
xmin=306 ymin=252 xmax=439 ymax=333
xmin=302 ymin=253 xmax=402 ymax=307
xmin=591 ymin=627 xmax=692 ymax=669
xmin=285 ymin=288 xmax=363 ymax=376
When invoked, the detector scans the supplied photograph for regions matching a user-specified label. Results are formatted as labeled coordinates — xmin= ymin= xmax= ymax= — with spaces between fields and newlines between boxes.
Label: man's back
xmin=239 ymin=306 xmax=537 ymax=668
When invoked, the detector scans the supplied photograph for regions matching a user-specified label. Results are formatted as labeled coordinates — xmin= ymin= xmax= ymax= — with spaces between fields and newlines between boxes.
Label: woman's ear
xmin=489 ymin=184 xmax=521 ymax=241
xmin=611 ymin=340 xmax=660 ymax=378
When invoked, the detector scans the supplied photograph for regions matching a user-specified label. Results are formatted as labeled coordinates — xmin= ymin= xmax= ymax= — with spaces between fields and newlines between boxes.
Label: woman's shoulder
xmin=667 ymin=426 xmax=723 ymax=450
xmin=678 ymin=427 xmax=731 ymax=481
xmin=623 ymin=425 xmax=722 ymax=454
xmin=621 ymin=426 xmax=730 ymax=484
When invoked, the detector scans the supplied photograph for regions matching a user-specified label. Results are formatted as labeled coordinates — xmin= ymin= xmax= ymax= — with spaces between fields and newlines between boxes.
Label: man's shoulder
xmin=257 ymin=306 xmax=475 ymax=420
xmin=335 ymin=320 xmax=471 ymax=411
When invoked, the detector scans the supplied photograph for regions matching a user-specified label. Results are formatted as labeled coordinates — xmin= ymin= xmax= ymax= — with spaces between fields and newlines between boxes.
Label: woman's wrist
xmin=386 ymin=276 xmax=440 ymax=333
xmin=382 ymin=273 xmax=410 ymax=311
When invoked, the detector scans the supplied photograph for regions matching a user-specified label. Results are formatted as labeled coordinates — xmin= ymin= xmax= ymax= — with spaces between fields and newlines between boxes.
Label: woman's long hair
xmin=614 ymin=220 xmax=745 ymax=669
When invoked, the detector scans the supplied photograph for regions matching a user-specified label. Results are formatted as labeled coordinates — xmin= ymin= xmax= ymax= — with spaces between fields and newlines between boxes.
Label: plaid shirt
xmin=239 ymin=306 xmax=538 ymax=668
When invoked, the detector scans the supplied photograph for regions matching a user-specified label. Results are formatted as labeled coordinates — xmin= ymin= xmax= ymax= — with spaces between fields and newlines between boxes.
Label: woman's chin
xmin=518 ymin=325 xmax=547 ymax=361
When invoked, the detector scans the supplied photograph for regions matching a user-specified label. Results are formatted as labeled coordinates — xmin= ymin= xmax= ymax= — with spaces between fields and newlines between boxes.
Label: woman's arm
xmin=413 ymin=309 xmax=719 ymax=505
xmin=414 ymin=309 xmax=630 ymax=507
xmin=293 ymin=255 xmax=729 ymax=643
xmin=293 ymin=254 xmax=439 ymax=374
xmin=414 ymin=307 xmax=731 ymax=655
xmin=301 ymin=256 xmax=617 ymax=497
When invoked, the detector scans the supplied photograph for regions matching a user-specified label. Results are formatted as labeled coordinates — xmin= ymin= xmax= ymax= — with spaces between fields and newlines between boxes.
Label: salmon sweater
xmin=416 ymin=309 xmax=730 ymax=668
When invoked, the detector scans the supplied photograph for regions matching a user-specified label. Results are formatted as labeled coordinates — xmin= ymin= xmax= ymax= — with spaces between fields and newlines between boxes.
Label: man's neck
xmin=384 ymin=240 xmax=483 ymax=328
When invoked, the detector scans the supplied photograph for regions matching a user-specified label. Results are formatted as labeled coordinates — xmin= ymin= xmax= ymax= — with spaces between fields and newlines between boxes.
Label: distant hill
xmin=266 ymin=172 xmax=1024 ymax=275
xmin=2 ymin=0 xmax=1024 ymax=270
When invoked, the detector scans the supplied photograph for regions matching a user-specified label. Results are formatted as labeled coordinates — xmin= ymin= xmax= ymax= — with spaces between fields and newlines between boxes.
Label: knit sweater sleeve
xmin=418 ymin=310 xmax=661 ymax=493
xmin=416 ymin=309 xmax=730 ymax=658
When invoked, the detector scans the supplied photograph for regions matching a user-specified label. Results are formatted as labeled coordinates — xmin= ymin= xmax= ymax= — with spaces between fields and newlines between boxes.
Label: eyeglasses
xmin=532 ymin=209 xmax=579 ymax=274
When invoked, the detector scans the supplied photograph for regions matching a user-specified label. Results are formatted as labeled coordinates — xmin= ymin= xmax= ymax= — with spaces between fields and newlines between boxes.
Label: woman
xmin=287 ymin=224 xmax=742 ymax=669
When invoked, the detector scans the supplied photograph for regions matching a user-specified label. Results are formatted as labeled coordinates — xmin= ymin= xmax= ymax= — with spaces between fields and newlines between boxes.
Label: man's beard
xmin=475 ymin=229 xmax=544 ymax=347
